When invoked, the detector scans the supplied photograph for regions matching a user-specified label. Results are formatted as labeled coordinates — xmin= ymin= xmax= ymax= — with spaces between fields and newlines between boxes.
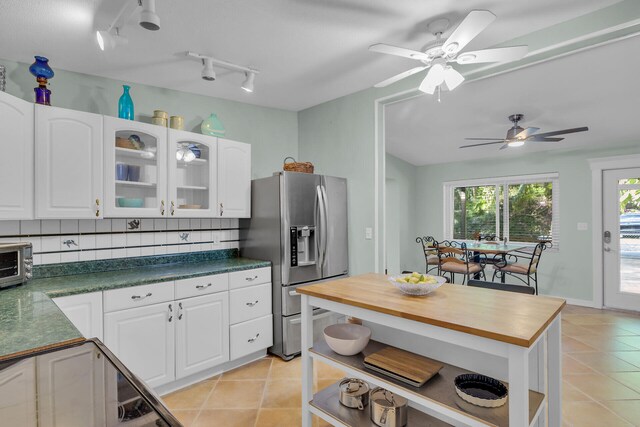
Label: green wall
xmin=1 ymin=58 xmax=298 ymax=180
xmin=385 ymin=154 xmax=421 ymax=274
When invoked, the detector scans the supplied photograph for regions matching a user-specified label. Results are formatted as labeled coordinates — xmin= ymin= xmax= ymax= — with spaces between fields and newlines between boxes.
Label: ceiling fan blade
xmin=443 ymin=67 xmax=465 ymax=90
xmin=515 ymin=127 xmax=540 ymax=139
xmin=374 ymin=66 xmax=427 ymax=88
xmin=527 ymin=137 xmax=564 ymax=142
xmin=459 ymin=141 xmax=505 ymax=148
xmin=443 ymin=10 xmax=496 ymax=55
xmin=464 ymin=137 xmax=504 ymax=141
xmin=499 ymin=143 xmax=510 ymax=150
xmin=456 ymin=46 xmax=528 ymax=64
xmin=418 ymin=64 xmax=445 ymax=94
xmin=532 ymin=127 xmax=589 ymax=138
xmin=369 ymin=43 xmax=430 ymax=61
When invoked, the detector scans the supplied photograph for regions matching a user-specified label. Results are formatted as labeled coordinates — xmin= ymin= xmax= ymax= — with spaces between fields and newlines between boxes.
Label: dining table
xmin=463 ymin=242 xmax=528 ymax=282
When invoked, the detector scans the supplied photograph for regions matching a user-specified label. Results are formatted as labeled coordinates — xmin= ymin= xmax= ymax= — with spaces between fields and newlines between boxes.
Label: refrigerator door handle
xmin=320 ymin=185 xmax=329 ymax=266
xmin=316 ymin=185 xmax=326 ymax=269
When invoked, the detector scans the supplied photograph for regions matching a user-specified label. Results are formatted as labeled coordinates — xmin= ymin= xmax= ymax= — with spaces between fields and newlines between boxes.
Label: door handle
xmin=246 ymin=300 xmax=259 ymax=307
xmin=245 ymin=275 xmax=258 ymax=281
xmin=247 ymin=333 xmax=260 ymax=343
xmin=168 ymin=303 xmax=173 ymax=322
xmin=196 ymin=283 xmax=212 ymax=289
xmin=178 ymin=302 xmax=183 ymax=320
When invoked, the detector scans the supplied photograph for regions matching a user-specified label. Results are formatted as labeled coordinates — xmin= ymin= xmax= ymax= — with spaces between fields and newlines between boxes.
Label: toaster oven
xmin=0 ymin=242 xmax=33 ymax=289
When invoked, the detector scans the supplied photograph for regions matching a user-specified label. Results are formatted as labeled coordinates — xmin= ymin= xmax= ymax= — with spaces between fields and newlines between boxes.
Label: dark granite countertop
xmin=0 ymin=252 xmax=270 ymax=360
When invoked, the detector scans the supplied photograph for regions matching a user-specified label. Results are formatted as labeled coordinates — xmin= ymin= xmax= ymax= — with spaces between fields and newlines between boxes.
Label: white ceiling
xmin=385 ymin=34 xmax=640 ymax=166
xmin=0 ymin=0 xmax=623 ymax=111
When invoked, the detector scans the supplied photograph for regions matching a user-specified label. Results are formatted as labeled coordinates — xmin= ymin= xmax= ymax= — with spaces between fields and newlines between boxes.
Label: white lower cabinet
xmin=37 ymin=344 xmax=106 ymax=427
xmin=0 ymin=358 xmax=37 ymax=427
xmin=53 ymin=292 xmax=103 ymax=341
xmin=104 ymin=302 xmax=175 ymax=388
xmin=230 ymin=314 xmax=273 ymax=360
xmin=176 ymin=293 xmax=229 ymax=379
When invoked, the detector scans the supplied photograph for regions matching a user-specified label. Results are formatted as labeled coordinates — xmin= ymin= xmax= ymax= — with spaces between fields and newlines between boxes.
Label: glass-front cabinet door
xmin=167 ymin=129 xmax=217 ymax=218
xmin=103 ymin=117 xmax=168 ymax=218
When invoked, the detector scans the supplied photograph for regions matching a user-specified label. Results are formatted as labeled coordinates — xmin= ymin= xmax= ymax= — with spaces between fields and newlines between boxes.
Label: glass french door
xmin=603 ymin=168 xmax=640 ymax=311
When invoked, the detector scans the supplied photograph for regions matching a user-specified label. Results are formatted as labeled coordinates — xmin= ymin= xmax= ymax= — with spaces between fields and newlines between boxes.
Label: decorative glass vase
xmin=29 ymin=56 xmax=54 ymax=105
xmin=200 ymin=113 xmax=226 ymax=137
xmin=118 ymin=85 xmax=134 ymax=120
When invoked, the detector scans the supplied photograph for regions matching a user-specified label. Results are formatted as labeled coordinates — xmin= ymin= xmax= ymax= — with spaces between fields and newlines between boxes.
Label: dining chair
xmin=491 ymin=242 xmax=548 ymax=295
xmin=416 ymin=236 xmax=440 ymax=274
xmin=436 ymin=240 xmax=485 ymax=285
xmin=467 ymin=279 xmax=536 ymax=295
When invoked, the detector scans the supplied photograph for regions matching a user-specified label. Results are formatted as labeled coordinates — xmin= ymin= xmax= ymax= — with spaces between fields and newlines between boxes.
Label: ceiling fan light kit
xmin=460 ymin=114 xmax=589 ymax=150
xmin=186 ymin=52 xmax=259 ymax=93
xmin=370 ymin=10 xmax=529 ymax=99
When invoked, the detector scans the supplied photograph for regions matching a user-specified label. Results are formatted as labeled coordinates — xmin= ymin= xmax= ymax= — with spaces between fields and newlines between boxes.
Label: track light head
xmin=202 ymin=58 xmax=216 ymax=81
xmin=139 ymin=0 xmax=160 ymax=31
xmin=241 ymin=72 xmax=255 ymax=93
xmin=96 ymin=28 xmax=128 ymax=51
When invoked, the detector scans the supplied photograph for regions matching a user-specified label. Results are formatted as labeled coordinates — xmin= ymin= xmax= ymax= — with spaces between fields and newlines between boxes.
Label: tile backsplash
xmin=0 ymin=218 xmax=240 ymax=265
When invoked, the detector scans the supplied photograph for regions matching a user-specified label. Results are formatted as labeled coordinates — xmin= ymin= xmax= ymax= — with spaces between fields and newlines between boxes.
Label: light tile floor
xmin=161 ymin=305 xmax=640 ymax=426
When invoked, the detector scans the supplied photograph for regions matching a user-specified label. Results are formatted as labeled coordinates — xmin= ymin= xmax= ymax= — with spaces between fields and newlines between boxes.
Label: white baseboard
xmin=562 ymin=297 xmax=600 ymax=308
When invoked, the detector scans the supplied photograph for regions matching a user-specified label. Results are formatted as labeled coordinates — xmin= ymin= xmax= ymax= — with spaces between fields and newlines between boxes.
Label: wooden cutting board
xmin=364 ymin=346 xmax=443 ymax=387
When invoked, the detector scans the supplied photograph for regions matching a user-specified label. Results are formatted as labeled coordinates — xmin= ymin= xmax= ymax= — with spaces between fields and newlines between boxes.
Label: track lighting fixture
xmin=96 ymin=0 xmax=160 ymax=51
xmin=241 ymin=72 xmax=256 ymax=93
xmin=96 ymin=28 xmax=128 ymax=51
xmin=139 ymin=0 xmax=160 ymax=31
xmin=186 ymin=52 xmax=260 ymax=93
xmin=201 ymin=58 xmax=216 ymax=81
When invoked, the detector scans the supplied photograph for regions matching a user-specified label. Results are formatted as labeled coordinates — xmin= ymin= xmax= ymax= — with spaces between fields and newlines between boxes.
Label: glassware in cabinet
xmin=104 ymin=117 xmax=168 ymax=217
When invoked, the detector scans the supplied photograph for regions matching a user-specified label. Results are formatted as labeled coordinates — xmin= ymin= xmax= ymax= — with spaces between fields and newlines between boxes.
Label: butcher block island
xmin=297 ymin=273 xmax=565 ymax=427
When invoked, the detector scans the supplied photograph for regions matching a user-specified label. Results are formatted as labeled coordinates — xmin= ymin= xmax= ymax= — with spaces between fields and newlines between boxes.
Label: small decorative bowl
xmin=454 ymin=374 xmax=508 ymax=408
xmin=117 ymin=197 xmax=144 ymax=208
xmin=324 ymin=323 xmax=371 ymax=356
xmin=388 ymin=274 xmax=446 ymax=296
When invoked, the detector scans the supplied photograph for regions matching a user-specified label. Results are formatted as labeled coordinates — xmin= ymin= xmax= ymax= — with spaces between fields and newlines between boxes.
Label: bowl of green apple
xmin=388 ymin=272 xmax=446 ymax=296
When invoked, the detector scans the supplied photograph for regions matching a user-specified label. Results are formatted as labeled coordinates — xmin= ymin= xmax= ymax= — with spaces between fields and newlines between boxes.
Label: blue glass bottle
xmin=29 ymin=56 xmax=54 ymax=105
xmin=118 ymin=85 xmax=134 ymax=120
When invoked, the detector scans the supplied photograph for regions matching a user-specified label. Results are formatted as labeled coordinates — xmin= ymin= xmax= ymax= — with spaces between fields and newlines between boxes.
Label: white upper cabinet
xmin=35 ymin=105 xmax=103 ymax=218
xmin=103 ymin=117 xmax=168 ymax=218
xmin=167 ymin=129 xmax=218 ymax=218
xmin=217 ymin=138 xmax=251 ymax=218
xmin=0 ymin=92 xmax=34 ymax=220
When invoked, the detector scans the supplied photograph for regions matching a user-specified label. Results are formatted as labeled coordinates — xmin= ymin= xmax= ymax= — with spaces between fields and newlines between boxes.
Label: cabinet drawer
xmin=103 ymin=282 xmax=174 ymax=313
xmin=229 ymin=283 xmax=272 ymax=325
xmin=229 ymin=267 xmax=271 ymax=290
xmin=230 ymin=314 xmax=273 ymax=360
xmin=175 ymin=273 xmax=228 ymax=300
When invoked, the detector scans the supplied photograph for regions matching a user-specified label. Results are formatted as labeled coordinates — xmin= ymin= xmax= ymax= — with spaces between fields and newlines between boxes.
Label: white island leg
xmin=547 ymin=315 xmax=562 ymax=427
xmin=509 ymin=345 xmax=530 ymax=426
xmin=301 ymin=294 xmax=313 ymax=427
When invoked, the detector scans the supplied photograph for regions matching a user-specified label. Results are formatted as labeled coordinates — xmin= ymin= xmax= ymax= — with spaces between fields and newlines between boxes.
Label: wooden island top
xmin=297 ymin=273 xmax=565 ymax=347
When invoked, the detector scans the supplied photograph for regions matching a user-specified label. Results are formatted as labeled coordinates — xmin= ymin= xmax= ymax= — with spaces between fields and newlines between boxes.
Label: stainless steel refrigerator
xmin=240 ymin=171 xmax=348 ymax=360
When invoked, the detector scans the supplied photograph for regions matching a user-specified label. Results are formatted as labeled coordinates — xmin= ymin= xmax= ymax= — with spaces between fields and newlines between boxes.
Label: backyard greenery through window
xmin=445 ymin=174 xmax=559 ymax=247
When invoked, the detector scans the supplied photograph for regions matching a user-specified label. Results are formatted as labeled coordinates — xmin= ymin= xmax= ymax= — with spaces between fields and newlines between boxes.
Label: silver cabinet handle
xmin=220 ymin=202 xmax=224 ymax=216
xmin=245 ymin=275 xmax=258 ymax=281
xmin=247 ymin=333 xmax=260 ymax=343
xmin=178 ymin=302 xmax=183 ymax=320
xmin=160 ymin=200 xmax=165 ymax=216
xmin=196 ymin=283 xmax=212 ymax=289
xmin=131 ymin=292 xmax=152 ymax=300
xmin=168 ymin=303 xmax=173 ymax=322
xmin=246 ymin=300 xmax=259 ymax=307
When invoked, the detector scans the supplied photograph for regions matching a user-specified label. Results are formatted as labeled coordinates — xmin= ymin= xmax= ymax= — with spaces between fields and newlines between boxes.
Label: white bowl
xmin=388 ymin=274 xmax=446 ymax=296
xmin=323 ymin=323 xmax=371 ymax=356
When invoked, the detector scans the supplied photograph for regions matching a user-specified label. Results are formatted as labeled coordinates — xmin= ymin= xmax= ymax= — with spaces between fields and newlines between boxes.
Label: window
xmin=444 ymin=173 xmax=559 ymax=247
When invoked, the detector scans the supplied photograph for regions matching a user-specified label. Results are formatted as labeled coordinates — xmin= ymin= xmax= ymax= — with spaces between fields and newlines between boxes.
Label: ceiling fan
xmin=460 ymin=114 xmax=589 ymax=150
xmin=370 ymin=10 xmax=528 ymax=95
